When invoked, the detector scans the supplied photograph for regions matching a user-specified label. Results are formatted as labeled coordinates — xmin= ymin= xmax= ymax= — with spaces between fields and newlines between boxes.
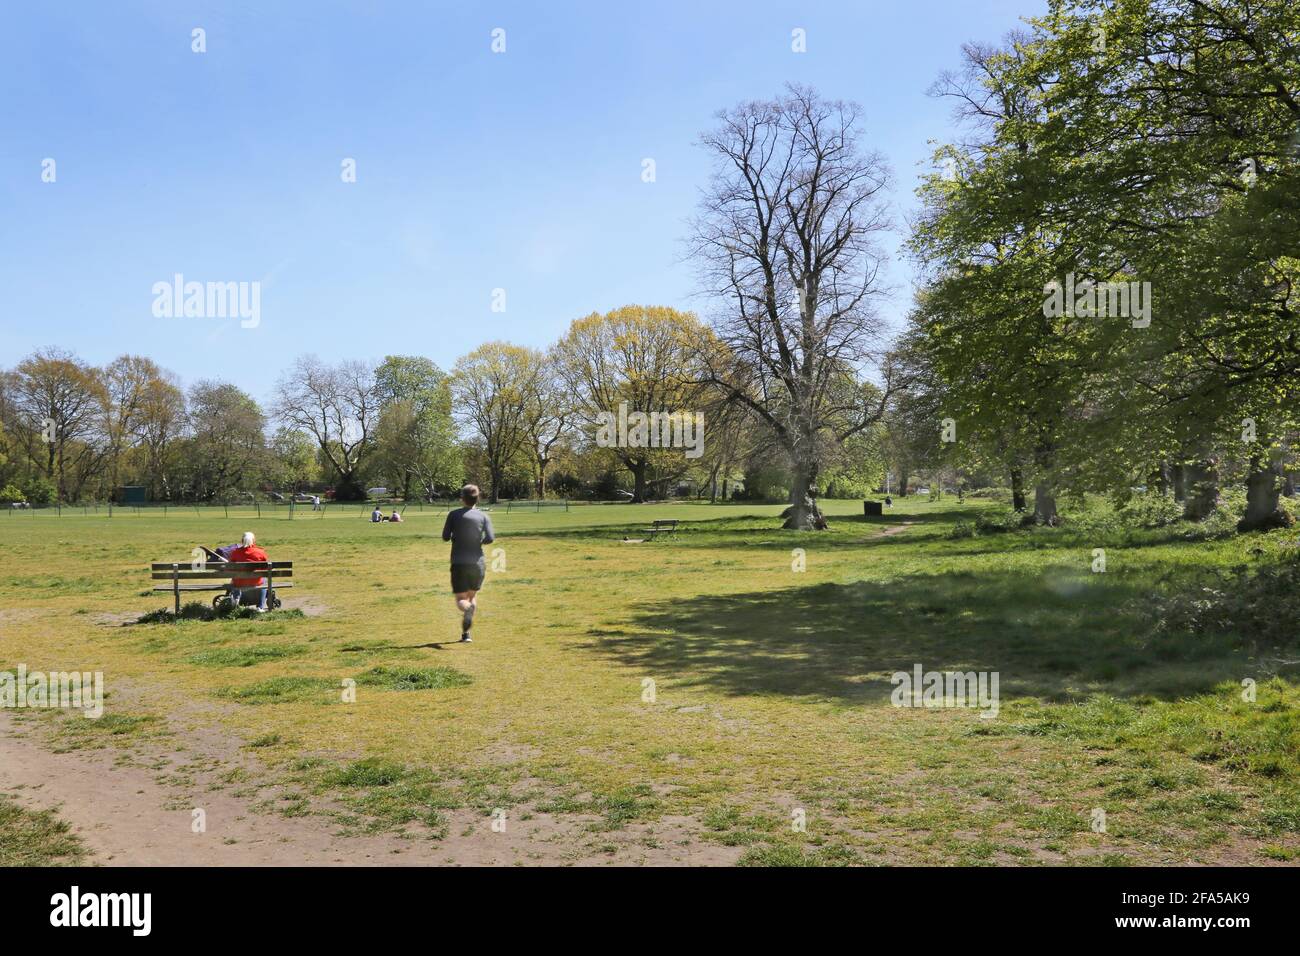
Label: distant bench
xmin=622 ymin=519 xmax=679 ymax=544
xmin=150 ymin=560 xmax=294 ymax=615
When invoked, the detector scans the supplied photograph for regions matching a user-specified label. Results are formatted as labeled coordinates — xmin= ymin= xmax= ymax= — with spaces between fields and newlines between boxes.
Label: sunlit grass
xmin=1 ymin=496 xmax=1296 ymax=863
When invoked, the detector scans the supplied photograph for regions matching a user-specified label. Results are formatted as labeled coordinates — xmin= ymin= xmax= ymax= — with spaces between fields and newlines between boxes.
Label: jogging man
xmin=441 ymin=484 xmax=495 ymax=643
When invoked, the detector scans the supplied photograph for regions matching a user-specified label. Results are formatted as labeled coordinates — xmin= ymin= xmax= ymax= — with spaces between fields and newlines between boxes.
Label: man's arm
xmin=482 ymin=514 xmax=495 ymax=545
xmin=442 ymin=512 xmax=454 ymax=542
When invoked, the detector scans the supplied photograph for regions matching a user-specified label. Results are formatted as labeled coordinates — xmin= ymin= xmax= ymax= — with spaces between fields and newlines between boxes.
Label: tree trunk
xmin=1032 ymin=482 xmax=1058 ymax=526
xmin=1171 ymin=463 xmax=1186 ymax=502
xmin=1238 ymin=456 xmax=1291 ymax=531
xmin=1030 ymin=436 xmax=1060 ymax=525
xmin=1154 ymin=461 xmax=1170 ymax=496
xmin=897 ymin=462 xmax=909 ymax=498
xmin=1182 ymin=456 xmax=1219 ymax=520
xmin=1010 ymin=465 xmax=1026 ymax=512
xmin=782 ymin=460 xmax=823 ymax=530
xmin=535 ymin=460 xmax=549 ymax=499
xmin=629 ymin=461 xmax=647 ymax=503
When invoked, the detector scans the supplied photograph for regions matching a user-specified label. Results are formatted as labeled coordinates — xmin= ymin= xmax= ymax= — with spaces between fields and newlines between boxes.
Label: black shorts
xmin=450 ymin=561 xmax=486 ymax=593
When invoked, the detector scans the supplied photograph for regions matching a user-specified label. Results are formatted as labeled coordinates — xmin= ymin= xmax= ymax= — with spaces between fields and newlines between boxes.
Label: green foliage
xmin=1147 ymin=553 xmax=1300 ymax=653
xmin=267 ymin=428 xmax=320 ymax=492
xmin=21 ymin=476 xmax=56 ymax=505
xmin=905 ymin=0 xmax=1300 ymax=525
xmin=1116 ymin=494 xmax=1184 ymax=529
xmin=946 ymin=508 xmax=1028 ymax=539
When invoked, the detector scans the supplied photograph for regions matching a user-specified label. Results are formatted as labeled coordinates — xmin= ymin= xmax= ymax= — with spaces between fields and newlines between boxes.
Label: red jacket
xmin=229 ymin=545 xmax=269 ymax=587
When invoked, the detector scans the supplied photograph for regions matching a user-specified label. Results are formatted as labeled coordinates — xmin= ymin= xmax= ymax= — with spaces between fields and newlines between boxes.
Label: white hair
xmin=241 ymin=531 xmax=256 ymax=547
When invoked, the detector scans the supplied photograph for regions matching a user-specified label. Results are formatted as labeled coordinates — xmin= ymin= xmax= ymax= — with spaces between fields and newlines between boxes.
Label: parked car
xmin=367 ymin=487 xmax=389 ymax=498
xmin=291 ymin=493 xmax=315 ymax=504
xmin=267 ymin=492 xmax=286 ymax=502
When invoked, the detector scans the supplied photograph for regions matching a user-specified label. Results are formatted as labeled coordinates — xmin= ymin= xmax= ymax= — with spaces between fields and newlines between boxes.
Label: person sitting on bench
xmin=228 ymin=531 xmax=270 ymax=612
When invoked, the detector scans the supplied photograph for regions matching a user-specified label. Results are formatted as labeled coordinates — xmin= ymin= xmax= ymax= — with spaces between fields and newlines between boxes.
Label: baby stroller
xmin=204 ymin=544 xmax=284 ymax=612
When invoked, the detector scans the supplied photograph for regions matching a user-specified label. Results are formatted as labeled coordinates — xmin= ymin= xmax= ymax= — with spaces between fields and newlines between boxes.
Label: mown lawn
xmin=1 ymin=497 xmax=1297 ymax=865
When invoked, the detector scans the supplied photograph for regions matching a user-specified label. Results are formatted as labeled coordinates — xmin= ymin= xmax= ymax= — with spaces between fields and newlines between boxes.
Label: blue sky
xmin=0 ymin=0 xmax=1043 ymax=404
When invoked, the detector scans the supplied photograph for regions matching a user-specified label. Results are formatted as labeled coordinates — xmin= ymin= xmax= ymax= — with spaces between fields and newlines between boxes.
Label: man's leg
xmin=256 ymin=587 xmax=268 ymax=611
xmin=456 ymin=588 xmax=478 ymax=640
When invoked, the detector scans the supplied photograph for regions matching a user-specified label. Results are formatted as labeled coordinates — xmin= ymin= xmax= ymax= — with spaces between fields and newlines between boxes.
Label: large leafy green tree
xmin=374 ymin=355 xmax=460 ymax=500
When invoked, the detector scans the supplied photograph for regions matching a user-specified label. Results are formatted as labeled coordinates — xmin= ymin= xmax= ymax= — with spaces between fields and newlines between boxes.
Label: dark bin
xmin=864 ymin=500 xmax=883 ymax=516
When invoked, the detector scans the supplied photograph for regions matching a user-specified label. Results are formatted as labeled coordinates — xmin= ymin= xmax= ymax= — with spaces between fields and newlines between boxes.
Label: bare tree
xmin=275 ymin=356 xmax=379 ymax=499
xmin=132 ymin=369 xmax=186 ymax=501
xmin=102 ymin=355 xmax=166 ymax=494
xmin=690 ymin=85 xmax=898 ymax=528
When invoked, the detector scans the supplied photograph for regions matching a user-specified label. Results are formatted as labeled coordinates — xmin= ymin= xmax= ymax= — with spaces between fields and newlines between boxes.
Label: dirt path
xmin=0 ymin=710 xmax=739 ymax=867
xmin=1 ymin=710 xmax=418 ymax=865
xmin=875 ymin=523 xmax=915 ymax=536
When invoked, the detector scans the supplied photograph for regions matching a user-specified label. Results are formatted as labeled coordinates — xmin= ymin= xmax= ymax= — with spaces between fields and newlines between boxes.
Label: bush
xmin=975 ymin=509 xmax=1025 ymax=534
xmin=0 ymin=484 xmax=25 ymax=504
xmin=1117 ymin=493 xmax=1183 ymax=528
xmin=21 ymin=476 xmax=56 ymax=505
xmin=966 ymin=486 xmax=1012 ymax=502
xmin=1146 ymin=551 xmax=1300 ymax=653
xmin=944 ymin=508 xmax=1028 ymax=539
xmin=1175 ymin=508 xmax=1240 ymax=541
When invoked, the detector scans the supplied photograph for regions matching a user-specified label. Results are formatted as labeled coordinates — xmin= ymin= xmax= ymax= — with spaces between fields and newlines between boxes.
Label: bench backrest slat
xmin=148 ymin=559 xmax=294 ymax=583
xmin=149 ymin=561 xmax=292 ymax=571
xmin=151 ymin=570 xmax=294 ymax=581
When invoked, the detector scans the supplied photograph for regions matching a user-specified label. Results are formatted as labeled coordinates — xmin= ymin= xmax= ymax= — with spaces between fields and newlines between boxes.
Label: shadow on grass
xmin=590 ymin=568 xmax=1251 ymax=704
xmin=510 ymin=506 xmax=1227 ymax=558
xmin=518 ymin=508 xmax=968 ymax=548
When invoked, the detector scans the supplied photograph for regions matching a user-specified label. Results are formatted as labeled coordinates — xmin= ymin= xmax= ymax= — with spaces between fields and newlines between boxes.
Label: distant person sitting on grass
xmin=441 ymin=484 xmax=495 ymax=643
xmin=371 ymin=506 xmax=384 ymax=522
xmin=390 ymin=509 xmax=402 ymax=523
xmin=229 ymin=531 xmax=270 ymax=612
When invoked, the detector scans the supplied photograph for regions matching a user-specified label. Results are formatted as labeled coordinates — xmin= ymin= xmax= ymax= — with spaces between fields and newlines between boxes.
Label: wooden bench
xmin=622 ymin=519 xmax=679 ymax=543
xmin=150 ymin=560 xmax=294 ymax=615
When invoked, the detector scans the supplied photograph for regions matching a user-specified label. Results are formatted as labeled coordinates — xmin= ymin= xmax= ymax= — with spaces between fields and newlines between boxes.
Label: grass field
xmin=1 ymin=497 xmax=1298 ymax=865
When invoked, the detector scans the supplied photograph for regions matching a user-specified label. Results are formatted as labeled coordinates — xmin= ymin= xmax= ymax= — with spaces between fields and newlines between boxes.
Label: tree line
xmin=0 ymin=312 xmax=884 ymax=508
xmin=897 ymin=0 xmax=1299 ymax=530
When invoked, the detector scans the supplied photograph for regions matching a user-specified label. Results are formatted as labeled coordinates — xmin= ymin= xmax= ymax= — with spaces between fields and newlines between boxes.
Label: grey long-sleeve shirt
xmin=441 ymin=507 xmax=495 ymax=565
